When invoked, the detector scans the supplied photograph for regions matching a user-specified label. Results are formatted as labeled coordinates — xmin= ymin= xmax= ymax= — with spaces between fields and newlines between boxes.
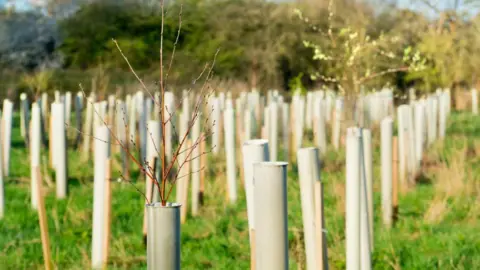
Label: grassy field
xmin=1 ymin=112 xmax=480 ymax=269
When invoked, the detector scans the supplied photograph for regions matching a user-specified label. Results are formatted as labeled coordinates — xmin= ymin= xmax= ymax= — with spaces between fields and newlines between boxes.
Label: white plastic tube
xmin=164 ymin=92 xmax=175 ymax=162
xmin=253 ymin=161 xmax=289 ymax=270
xmin=146 ymin=120 xmax=161 ymax=203
xmin=31 ymin=103 xmax=41 ymax=209
xmin=211 ymin=98 xmax=221 ymax=154
xmin=0 ymin=110 xmax=4 ymax=219
xmin=83 ymin=94 xmax=95 ymax=157
xmin=297 ymin=147 xmax=320 ymax=270
xmin=381 ymin=117 xmax=393 ymax=227
xmin=242 ymin=140 xmax=270 ymax=232
xmin=147 ymin=203 xmax=181 ymax=270
xmin=269 ymin=102 xmax=278 ymax=161
xmin=346 ymin=127 xmax=361 ymax=270
xmin=361 ymin=129 xmax=373 ymax=252
xmin=65 ymin=91 xmax=72 ymax=128
xmin=333 ymin=98 xmax=342 ymax=150
xmin=224 ymin=108 xmax=237 ymax=203
xmin=2 ymin=99 xmax=13 ymax=177
xmin=282 ymin=103 xmax=290 ymax=159
xmin=52 ymin=102 xmax=68 ymax=199
xmin=92 ymin=125 xmax=110 ymax=269
xmin=190 ymin=115 xmax=201 ymax=215
xmin=314 ymin=98 xmax=327 ymax=155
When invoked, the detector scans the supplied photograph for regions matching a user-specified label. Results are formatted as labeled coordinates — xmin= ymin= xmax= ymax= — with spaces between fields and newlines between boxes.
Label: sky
xmin=395 ymin=0 xmax=480 ymax=16
xmin=0 ymin=0 xmax=39 ymax=10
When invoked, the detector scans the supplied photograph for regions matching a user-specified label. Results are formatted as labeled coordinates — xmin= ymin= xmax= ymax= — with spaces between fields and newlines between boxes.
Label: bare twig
xmin=112 ymin=39 xmax=157 ymax=107
xmin=79 ymin=85 xmax=159 ymax=194
xmin=119 ymin=174 xmax=149 ymax=203
xmin=165 ymin=4 xmax=183 ymax=83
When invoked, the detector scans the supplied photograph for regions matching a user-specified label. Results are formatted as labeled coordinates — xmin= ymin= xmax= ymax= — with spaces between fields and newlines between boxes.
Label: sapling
xmin=69 ymin=2 xmax=219 ymax=269
xmin=296 ymin=0 xmax=426 ymax=128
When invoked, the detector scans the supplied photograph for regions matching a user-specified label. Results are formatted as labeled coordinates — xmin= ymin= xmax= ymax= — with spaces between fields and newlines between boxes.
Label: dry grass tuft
xmin=454 ymin=89 xmax=471 ymax=111
xmin=289 ymin=227 xmax=306 ymax=270
xmin=422 ymin=139 xmax=480 ymax=224
xmin=428 ymin=142 xmax=478 ymax=199
xmin=332 ymin=181 xmax=346 ymax=215
xmin=474 ymin=141 xmax=480 ymax=159
xmin=423 ymin=197 xmax=448 ymax=224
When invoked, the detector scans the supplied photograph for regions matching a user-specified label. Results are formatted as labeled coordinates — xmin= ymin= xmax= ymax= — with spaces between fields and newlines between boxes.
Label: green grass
xmin=1 ymin=112 xmax=480 ymax=269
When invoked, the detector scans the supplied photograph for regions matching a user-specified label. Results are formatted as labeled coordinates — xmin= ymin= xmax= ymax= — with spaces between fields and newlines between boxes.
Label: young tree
xmin=295 ymin=0 xmax=426 ymax=97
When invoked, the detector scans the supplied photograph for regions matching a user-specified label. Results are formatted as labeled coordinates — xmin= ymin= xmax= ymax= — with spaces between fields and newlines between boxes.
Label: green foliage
xmin=288 ymin=72 xmax=306 ymax=95
xmin=7 ymin=0 xmax=480 ymax=93
xmin=57 ymin=0 xmax=318 ymax=89
xmin=19 ymin=70 xmax=55 ymax=95
xmin=296 ymin=1 xmax=428 ymax=95
xmin=59 ymin=1 xmax=179 ymax=69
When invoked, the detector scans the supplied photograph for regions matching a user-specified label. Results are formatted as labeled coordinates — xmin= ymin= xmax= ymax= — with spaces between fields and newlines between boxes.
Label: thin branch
xmin=146 ymin=123 xmax=164 ymax=167
xmin=165 ymin=4 xmax=183 ymax=83
xmin=79 ymin=85 xmax=158 ymax=192
xmin=162 ymin=60 xmax=212 ymax=126
xmin=119 ymin=174 xmax=149 ymax=203
xmin=357 ymin=67 xmax=409 ymax=84
xmin=165 ymin=136 xmax=207 ymax=201
xmin=161 ymin=50 xmax=219 ymax=186
xmin=173 ymin=166 xmax=206 ymax=182
xmin=112 ymin=39 xmax=157 ymax=107
xmin=64 ymin=124 xmax=120 ymax=145
xmin=160 ymin=0 xmax=167 ymax=204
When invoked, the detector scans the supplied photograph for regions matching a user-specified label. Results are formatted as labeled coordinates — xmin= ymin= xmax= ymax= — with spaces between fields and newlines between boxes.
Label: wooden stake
xmin=250 ymin=229 xmax=256 ymax=270
xmin=35 ymin=167 xmax=52 ymax=270
xmin=181 ymin=140 xmax=191 ymax=224
xmin=199 ymin=136 xmax=206 ymax=206
xmin=239 ymin=151 xmax=245 ymax=188
xmin=235 ymin=110 xmax=245 ymax=186
xmin=256 ymin=101 xmax=262 ymax=138
xmin=103 ymin=159 xmax=112 ymax=267
xmin=143 ymin=157 xmax=155 ymax=239
xmin=315 ymin=181 xmax=328 ymax=270
xmin=393 ymin=136 xmax=399 ymax=223
xmin=218 ymin=113 xmax=224 ymax=149
xmin=236 ymin=109 xmax=243 ymax=146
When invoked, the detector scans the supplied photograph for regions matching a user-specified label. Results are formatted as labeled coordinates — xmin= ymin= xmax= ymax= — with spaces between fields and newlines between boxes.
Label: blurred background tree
xmin=0 ymin=0 xmax=480 ymax=97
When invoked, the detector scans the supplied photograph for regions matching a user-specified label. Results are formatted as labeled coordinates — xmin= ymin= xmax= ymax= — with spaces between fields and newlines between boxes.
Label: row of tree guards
xmin=0 ymin=84 xmax=468 ymax=269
